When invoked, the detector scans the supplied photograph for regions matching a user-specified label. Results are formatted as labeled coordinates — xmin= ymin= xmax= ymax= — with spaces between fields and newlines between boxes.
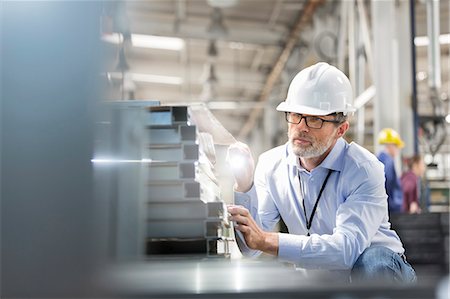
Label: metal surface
xmin=98 ymin=259 xmax=441 ymax=299
xmin=148 ymin=125 xmax=197 ymax=144
xmin=148 ymin=143 xmax=199 ymax=162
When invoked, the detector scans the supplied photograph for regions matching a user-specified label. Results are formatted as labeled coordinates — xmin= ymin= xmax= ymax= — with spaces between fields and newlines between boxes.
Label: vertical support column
xmin=337 ymin=1 xmax=349 ymax=71
xmin=397 ymin=0 xmax=415 ymax=157
xmin=371 ymin=0 xmax=399 ymax=154
xmin=426 ymin=0 xmax=441 ymax=92
xmin=371 ymin=0 xmax=414 ymax=157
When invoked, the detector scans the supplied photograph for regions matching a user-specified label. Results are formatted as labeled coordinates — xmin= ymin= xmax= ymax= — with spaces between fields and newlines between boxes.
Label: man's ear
xmin=337 ymin=121 xmax=349 ymax=137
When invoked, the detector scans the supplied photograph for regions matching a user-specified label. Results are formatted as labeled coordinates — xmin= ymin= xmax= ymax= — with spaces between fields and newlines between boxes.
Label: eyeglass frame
xmin=285 ymin=112 xmax=343 ymax=129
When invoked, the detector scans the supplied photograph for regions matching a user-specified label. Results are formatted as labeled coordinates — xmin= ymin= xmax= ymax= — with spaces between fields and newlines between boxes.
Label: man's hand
xmin=227 ymin=142 xmax=255 ymax=193
xmin=228 ymin=205 xmax=278 ymax=256
xmin=409 ymin=201 xmax=422 ymax=214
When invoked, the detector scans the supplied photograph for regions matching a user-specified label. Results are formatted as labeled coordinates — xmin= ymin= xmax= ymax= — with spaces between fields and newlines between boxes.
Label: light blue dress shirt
xmin=234 ymin=138 xmax=404 ymax=270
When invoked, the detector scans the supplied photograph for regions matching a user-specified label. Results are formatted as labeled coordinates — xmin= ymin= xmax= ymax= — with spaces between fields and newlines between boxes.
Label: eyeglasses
xmin=285 ymin=112 xmax=341 ymax=129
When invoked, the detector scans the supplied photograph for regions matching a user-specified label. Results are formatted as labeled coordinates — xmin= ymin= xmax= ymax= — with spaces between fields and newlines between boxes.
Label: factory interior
xmin=1 ymin=0 xmax=449 ymax=298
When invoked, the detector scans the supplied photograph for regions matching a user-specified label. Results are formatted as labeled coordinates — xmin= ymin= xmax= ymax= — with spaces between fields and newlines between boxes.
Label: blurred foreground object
xmin=1 ymin=1 xmax=102 ymax=297
xmin=94 ymin=102 xmax=234 ymax=259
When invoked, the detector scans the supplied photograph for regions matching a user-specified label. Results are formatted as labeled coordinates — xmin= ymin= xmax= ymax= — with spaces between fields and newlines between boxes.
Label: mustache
xmin=289 ymin=132 xmax=314 ymax=142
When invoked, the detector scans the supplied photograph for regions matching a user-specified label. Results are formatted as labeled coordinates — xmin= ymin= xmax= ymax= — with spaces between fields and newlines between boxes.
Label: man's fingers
xmin=229 ymin=214 xmax=249 ymax=226
xmin=227 ymin=205 xmax=249 ymax=216
xmin=234 ymin=224 xmax=250 ymax=233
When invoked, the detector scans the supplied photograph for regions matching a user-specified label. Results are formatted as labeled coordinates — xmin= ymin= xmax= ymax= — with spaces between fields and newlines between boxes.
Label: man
xmin=227 ymin=62 xmax=416 ymax=283
xmin=377 ymin=128 xmax=405 ymax=214
xmin=401 ymin=155 xmax=426 ymax=214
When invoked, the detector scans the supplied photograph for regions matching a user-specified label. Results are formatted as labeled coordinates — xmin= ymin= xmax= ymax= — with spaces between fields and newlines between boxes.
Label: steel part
xmin=148 ymin=125 xmax=197 ymax=144
xmin=146 ymin=201 xmax=226 ymax=221
xmin=147 ymin=180 xmax=201 ymax=200
xmin=148 ymin=143 xmax=199 ymax=161
xmin=145 ymin=104 xmax=231 ymax=256
xmin=146 ymin=219 xmax=228 ymax=239
xmin=148 ymin=161 xmax=196 ymax=180
xmin=148 ymin=106 xmax=190 ymax=126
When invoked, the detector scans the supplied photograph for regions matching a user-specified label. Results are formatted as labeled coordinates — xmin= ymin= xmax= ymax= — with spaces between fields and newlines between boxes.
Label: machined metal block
xmin=207 ymin=239 xmax=230 ymax=257
xmin=147 ymin=218 xmax=230 ymax=239
xmin=148 ymin=162 xmax=196 ymax=180
xmin=146 ymin=239 xmax=208 ymax=255
xmin=148 ymin=106 xmax=189 ymax=126
xmin=205 ymin=220 xmax=228 ymax=238
xmin=206 ymin=201 xmax=226 ymax=219
xmin=147 ymin=181 xmax=200 ymax=201
xmin=145 ymin=238 xmax=230 ymax=256
xmin=146 ymin=201 xmax=226 ymax=220
xmin=148 ymin=143 xmax=199 ymax=161
xmin=147 ymin=200 xmax=208 ymax=220
xmin=148 ymin=125 xmax=196 ymax=144
xmin=147 ymin=219 xmax=206 ymax=238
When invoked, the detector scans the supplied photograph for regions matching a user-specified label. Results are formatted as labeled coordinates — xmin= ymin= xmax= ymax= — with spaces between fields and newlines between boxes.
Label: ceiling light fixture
xmin=208 ymin=40 xmax=218 ymax=57
xmin=207 ymin=0 xmax=238 ymax=8
xmin=414 ymin=33 xmax=450 ymax=47
xmin=108 ymin=72 xmax=183 ymax=85
xmin=207 ymin=8 xmax=228 ymax=39
xmin=102 ymin=33 xmax=185 ymax=50
xmin=131 ymin=34 xmax=185 ymax=50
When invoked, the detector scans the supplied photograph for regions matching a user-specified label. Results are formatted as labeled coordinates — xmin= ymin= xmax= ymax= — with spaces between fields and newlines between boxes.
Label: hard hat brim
xmin=276 ymin=101 xmax=355 ymax=116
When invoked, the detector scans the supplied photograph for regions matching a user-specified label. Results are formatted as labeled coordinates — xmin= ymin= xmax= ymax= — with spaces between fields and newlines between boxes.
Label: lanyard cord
xmin=300 ymin=169 xmax=333 ymax=236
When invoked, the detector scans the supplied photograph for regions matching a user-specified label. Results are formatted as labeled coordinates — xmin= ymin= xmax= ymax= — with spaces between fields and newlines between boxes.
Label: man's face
xmin=385 ymin=143 xmax=400 ymax=157
xmin=416 ymin=158 xmax=426 ymax=177
xmin=287 ymin=113 xmax=342 ymax=158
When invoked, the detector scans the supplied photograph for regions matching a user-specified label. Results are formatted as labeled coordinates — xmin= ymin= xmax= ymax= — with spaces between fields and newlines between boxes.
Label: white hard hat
xmin=276 ymin=62 xmax=356 ymax=116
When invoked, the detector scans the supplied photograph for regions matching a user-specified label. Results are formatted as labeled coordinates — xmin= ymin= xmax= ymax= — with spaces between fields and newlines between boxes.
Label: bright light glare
xmin=233 ymin=261 xmax=243 ymax=291
xmin=195 ymin=264 xmax=201 ymax=294
xmin=445 ymin=114 xmax=450 ymax=124
xmin=228 ymin=153 xmax=247 ymax=171
xmin=91 ymin=158 xmax=152 ymax=164
xmin=101 ymin=33 xmax=185 ymax=50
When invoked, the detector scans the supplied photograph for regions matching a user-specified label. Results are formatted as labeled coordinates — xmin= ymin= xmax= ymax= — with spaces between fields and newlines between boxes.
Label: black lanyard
xmin=300 ymin=169 xmax=333 ymax=236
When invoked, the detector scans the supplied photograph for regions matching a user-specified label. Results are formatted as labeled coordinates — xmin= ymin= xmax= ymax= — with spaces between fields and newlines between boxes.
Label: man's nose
xmin=296 ymin=117 xmax=309 ymax=130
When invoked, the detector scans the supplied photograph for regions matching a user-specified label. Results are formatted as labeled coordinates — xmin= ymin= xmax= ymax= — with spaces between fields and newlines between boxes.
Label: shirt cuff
xmin=234 ymin=183 xmax=257 ymax=209
xmin=278 ymin=232 xmax=305 ymax=264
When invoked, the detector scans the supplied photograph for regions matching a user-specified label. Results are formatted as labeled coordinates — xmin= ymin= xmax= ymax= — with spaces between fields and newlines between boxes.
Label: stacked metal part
xmin=146 ymin=105 xmax=232 ymax=257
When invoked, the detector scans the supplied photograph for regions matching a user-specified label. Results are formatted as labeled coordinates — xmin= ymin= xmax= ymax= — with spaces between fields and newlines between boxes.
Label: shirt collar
xmin=285 ymin=137 xmax=347 ymax=172
xmin=319 ymin=137 xmax=346 ymax=172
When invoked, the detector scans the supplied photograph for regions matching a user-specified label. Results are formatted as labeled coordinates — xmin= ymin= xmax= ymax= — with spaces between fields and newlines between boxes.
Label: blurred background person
xmin=401 ymin=155 xmax=427 ymax=214
xmin=377 ymin=128 xmax=405 ymax=215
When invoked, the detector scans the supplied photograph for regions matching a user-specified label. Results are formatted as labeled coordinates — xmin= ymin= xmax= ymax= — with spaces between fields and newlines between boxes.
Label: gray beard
xmin=289 ymin=134 xmax=335 ymax=158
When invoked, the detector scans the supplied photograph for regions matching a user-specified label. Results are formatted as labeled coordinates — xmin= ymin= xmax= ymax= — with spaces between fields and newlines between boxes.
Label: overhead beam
xmin=238 ymin=0 xmax=325 ymax=140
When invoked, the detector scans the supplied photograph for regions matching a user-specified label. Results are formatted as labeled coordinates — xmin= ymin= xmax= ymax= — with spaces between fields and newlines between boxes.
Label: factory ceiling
xmin=102 ymin=0 xmax=449 ymax=144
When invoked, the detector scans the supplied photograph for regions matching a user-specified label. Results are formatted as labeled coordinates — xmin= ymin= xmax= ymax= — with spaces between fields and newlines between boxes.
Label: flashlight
xmin=228 ymin=151 xmax=248 ymax=172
